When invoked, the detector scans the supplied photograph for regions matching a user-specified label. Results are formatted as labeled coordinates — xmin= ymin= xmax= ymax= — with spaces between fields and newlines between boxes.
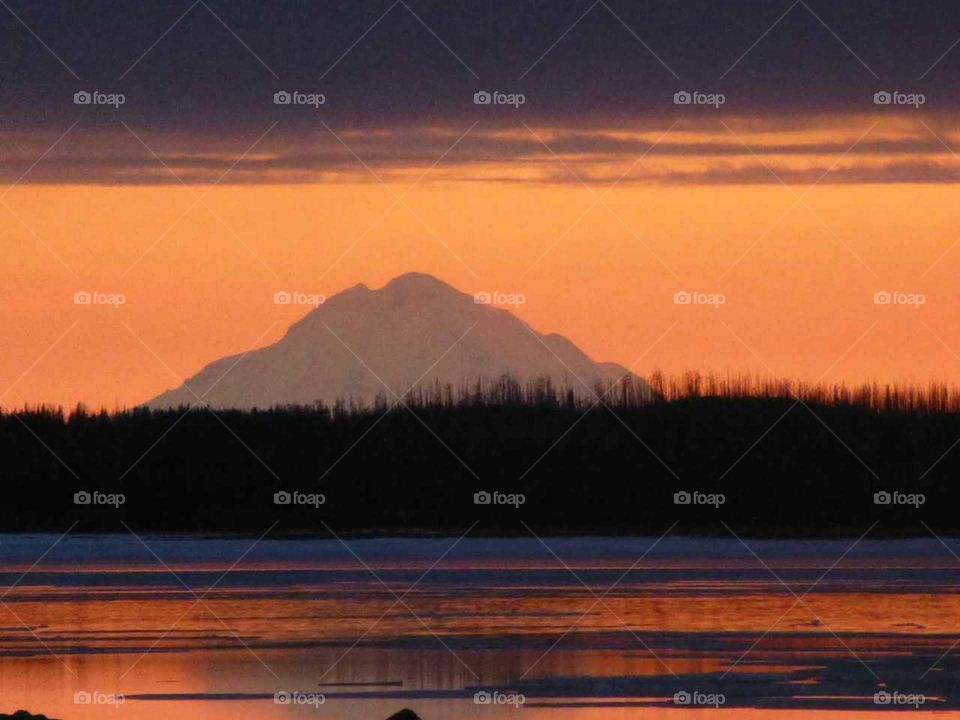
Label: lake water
xmin=1 ymin=534 xmax=959 ymax=718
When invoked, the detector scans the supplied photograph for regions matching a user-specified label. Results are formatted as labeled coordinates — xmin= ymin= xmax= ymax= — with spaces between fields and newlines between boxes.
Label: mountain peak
xmin=382 ymin=272 xmax=462 ymax=295
xmin=147 ymin=273 xmax=651 ymax=409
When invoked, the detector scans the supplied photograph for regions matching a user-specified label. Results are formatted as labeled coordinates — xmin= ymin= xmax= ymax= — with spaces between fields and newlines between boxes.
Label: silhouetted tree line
xmin=646 ymin=370 xmax=960 ymax=414
xmin=4 ymin=373 xmax=960 ymax=536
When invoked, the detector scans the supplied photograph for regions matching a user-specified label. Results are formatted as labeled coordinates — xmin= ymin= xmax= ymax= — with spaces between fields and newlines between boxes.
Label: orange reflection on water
xmin=2 ymin=542 xmax=959 ymax=719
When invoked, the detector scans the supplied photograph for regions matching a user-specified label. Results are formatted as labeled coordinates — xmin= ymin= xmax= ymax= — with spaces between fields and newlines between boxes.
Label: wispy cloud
xmin=3 ymin=115 xmax=959 ymax=186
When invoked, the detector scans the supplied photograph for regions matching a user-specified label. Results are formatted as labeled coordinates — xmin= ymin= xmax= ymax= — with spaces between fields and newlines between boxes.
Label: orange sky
xmin=3 ymin=117 xmax=960 ymax=410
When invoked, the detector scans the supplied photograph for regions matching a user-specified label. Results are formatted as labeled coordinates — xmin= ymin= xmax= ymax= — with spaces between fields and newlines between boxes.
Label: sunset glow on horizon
xmin=4 ymin=124 xmax=960 ymax=410
xmin=4 ymin=0 xmax=960 ymax=410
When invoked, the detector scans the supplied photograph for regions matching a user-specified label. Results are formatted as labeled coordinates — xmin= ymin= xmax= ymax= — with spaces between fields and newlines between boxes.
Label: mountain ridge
xmin=147 ymin=272 xmax=650 ymax=410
